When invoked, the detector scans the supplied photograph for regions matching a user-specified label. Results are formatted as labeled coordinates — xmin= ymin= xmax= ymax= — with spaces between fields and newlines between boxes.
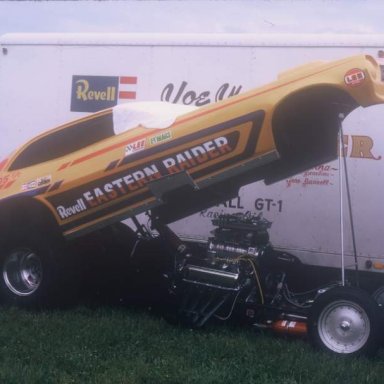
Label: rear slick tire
xmin=308 ymin=286 xmax=381 ymax=357
xmin=0 ymin=226 xmax=67 ymax=308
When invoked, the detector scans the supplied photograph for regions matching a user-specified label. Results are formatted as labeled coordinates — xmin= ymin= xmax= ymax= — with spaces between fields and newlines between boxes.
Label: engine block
xmin=182 ymin=213 xmax=271 ymax=290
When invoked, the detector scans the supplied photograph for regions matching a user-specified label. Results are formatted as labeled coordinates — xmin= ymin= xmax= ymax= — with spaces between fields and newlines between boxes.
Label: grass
xmin=0 ymin=306 xmax=383 ymax=384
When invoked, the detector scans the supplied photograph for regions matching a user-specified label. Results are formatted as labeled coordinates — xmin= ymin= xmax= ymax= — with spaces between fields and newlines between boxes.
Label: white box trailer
xmin=1 ymin=33 xmax=384 ymax=273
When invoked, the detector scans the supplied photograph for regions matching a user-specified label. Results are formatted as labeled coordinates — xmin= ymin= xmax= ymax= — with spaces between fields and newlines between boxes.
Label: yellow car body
xmin=0 ymin=54 xmax=383 ymax=238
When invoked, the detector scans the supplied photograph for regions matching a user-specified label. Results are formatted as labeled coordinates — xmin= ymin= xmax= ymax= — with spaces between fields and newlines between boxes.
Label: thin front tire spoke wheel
xmin=317 ymin=300 xmax=370 ymax=354
xmin=308 ymin=287 xmax=380 ymax=356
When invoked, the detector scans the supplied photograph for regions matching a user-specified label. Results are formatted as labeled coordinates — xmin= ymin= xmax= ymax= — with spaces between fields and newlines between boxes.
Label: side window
xmin=9 ymin=112 xmax=114 ymax=170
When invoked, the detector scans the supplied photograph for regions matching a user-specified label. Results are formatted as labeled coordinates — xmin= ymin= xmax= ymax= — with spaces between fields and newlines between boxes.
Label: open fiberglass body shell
xmin=0 ymin=54 xmax=383 ymax=238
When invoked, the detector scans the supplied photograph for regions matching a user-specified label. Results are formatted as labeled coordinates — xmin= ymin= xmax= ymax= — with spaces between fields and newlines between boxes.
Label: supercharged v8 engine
xmin=184 ymin=213 xmax=270 ymax=289
xmin=172 ymin=213 xmax=303 ymax=327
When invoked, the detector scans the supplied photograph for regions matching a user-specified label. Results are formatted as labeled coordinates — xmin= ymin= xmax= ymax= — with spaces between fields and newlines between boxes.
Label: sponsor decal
xmin=37 ymin=175 xmax=52 ymax=187
xmin=57 ymin=199 xmax=87 ymax=219
xmin=161 ymin=136 xmax=232 ymax=174
xmin=286 ymin=164 xmax=336 ymax=188
xmin=22 ymin=181 xmax=37 ymax=191
xmin=341 ymin=134 xmax=381 ymax=160
xmin=344 ymin=68 xmax=365 ymax=87
xmin=200 ymin=195 xmax=283 ymax=220
xmin=70 ymin=75 xmax=137 ymax=112
xmin=0 ymin=171 xmax=20 ymax=190
xmin=254 ymin=198 xmax=283 ymax=213
xmin=51 ymin=135 xmax=236 ymax=220
xmin=161 ymin=81 xmax=243 ymax=106
xmin=22 ymin=175 xmax=51 ymax=191
xmin=125 ymin=139 xmax=146 ymax=157
xmin=149 ymin=131 xmax=172 ymax=145
xmin=286 ymin=171 xmax=334 ymax=188
xmin=285 ymin=134 xmax=381 ymax=189
xmin=53 ymin=163 xmax=162 ymax=219
xmin=47 ymin=110 xmax=264 ymax=227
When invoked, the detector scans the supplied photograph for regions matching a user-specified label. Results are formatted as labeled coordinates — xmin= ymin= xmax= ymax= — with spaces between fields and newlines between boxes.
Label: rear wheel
xmin=308 ymin=286 xmax=381 ymax=356
xmin=3 ymin=247 xmax=43 ymax=297
xmin=0 ymin=225 xmax=67 ymax=307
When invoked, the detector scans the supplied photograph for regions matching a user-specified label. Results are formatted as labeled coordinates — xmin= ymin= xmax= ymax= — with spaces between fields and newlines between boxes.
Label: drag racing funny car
xmin=0 ymin=54 xmax=384 ymax=355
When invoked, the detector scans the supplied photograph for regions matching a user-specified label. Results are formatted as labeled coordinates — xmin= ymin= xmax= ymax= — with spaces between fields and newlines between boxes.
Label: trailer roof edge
xmin=1 ymin=33 xmax=384 ymax=48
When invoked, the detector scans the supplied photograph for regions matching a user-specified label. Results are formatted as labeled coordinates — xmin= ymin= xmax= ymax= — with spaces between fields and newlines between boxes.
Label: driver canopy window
xmin=9 ymin=112 xmax=114 ymax=170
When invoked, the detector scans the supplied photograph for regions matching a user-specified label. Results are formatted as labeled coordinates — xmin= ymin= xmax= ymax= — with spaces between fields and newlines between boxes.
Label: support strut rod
xmin=338 ymin=113 xmax=359 ymax=286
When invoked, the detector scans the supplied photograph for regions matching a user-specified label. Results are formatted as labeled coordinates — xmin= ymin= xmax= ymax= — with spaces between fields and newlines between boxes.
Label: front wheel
xmin=308 ymin=286 xmax=381 ymax=356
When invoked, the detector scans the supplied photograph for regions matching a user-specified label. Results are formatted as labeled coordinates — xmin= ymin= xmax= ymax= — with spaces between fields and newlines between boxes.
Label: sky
xmin=0 ymin=0 xmax=383 ymax=36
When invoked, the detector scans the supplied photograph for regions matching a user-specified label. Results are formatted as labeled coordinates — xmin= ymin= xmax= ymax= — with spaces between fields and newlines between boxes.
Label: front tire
xmin=308 ymin=286 xmax=381 ymax=356
xmin=372 ymin=286 xmax=384 ymax=307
